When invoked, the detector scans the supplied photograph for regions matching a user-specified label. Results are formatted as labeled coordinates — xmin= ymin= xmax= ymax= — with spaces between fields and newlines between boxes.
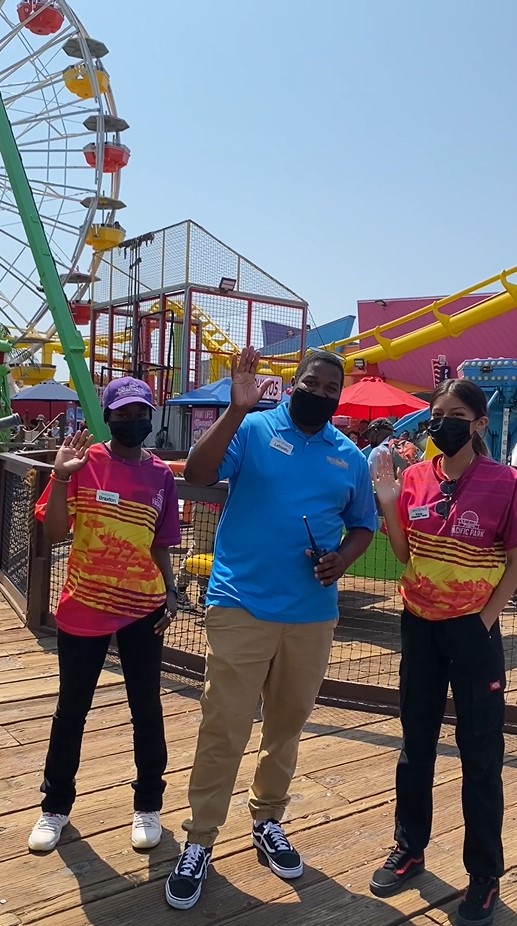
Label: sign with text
xmin=191 ymin=407 xmax=218 ymax=444
xmin=255 ymin=374 xmax=283 ymax=402
xmin=431 ymin=358 xmax=451 ymax=388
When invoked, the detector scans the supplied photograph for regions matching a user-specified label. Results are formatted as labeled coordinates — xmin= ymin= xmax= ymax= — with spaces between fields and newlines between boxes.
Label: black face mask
xmin=109 ymin=419 xmax=152 ymax=448
xmin=427 ymin=416 xmax=473 ymax=458
xmin=289 ymin=388 xmax=339 ymax=428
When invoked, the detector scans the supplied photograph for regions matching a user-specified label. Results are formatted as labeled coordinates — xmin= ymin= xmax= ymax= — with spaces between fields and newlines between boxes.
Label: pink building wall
xmin=357 ymin=294 xmax=517 ymax=389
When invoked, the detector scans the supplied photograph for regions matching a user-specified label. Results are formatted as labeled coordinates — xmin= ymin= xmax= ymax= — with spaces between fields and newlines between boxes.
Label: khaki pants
xmin=183 ymin=606 xmax=335 ymax=847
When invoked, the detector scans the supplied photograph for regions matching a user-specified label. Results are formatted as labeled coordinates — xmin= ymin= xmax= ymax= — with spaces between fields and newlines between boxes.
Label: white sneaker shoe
xmin=28 ymin=813 xmax=69 ymax=852
xmin=131 ymin=811 xmax=162 ymax=849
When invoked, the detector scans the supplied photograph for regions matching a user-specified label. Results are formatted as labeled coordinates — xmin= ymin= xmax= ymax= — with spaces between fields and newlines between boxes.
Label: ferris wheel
xmin=0 ymin=0 xmax=129 ymax=354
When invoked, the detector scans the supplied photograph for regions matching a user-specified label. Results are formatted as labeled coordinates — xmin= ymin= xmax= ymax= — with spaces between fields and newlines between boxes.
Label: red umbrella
xmin=335 ymin=377 xmax=428 ymax=420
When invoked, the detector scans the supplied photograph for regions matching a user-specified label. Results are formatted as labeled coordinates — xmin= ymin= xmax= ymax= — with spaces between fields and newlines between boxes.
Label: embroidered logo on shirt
xmin=326 ymin=456 xmax=348 ymax=469
xmin=152 ymin=488 xmax=164 ymax=512
xmin=451 ymin=509 xmax=485 ymax=538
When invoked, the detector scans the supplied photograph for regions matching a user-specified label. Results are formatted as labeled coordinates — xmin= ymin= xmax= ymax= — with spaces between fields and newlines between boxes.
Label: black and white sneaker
xmin=252 ymin=820 xmax=303 ymax=879
xmin=164 ymin=842 xmax=212 ymax=910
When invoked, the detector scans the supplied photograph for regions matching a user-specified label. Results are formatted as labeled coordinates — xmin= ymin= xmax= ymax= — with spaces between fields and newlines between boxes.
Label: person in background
xmin=370 ymin=378 xmax=517 ymax=926
xmin=347 ymin=429 xmax=359 ymax=445
xmin=28 ymin=377 xmax=180 ymax=854
xmin=415 ymin=420 xmax=429 ymax=452
xmin=164 ymin=347 xmax=377 ymax=910
xmin=366 ymin=418 xmax=395 ymax=473
xmin=357 ymin=419 xmax=370 ymax=449
xmin=22 ymin=415 xmax=46 ymax=443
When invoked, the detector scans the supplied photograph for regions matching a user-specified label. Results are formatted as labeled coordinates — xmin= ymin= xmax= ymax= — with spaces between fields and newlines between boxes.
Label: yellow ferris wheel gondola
xmin=63 ymin=63 xmax=109 ymax=100
xmin=85 ymin=223 xmax=126 ymax=252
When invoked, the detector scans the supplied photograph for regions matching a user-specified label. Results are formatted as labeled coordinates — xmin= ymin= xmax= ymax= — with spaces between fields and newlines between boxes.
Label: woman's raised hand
xmin=372 ymin=450 xmax=401 ymax=508
xmin=54 ymin=428 xmax=93 ymax=477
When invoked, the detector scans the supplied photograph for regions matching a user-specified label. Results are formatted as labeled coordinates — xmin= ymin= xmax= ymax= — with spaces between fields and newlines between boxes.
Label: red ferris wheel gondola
xmin=83 ymin=142 xmax=131 ymax=174
xmin=17 ymin=1 xmax=64 ymax=35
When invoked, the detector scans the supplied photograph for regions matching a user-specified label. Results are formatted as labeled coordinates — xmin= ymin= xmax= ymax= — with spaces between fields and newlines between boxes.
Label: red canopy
xmin=335 ymin=377 xmax=428 ymax=420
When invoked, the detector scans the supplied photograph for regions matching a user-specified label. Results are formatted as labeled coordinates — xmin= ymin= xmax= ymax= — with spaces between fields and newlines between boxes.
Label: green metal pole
xmin=0 ymin=93 xmax=108 ymax=441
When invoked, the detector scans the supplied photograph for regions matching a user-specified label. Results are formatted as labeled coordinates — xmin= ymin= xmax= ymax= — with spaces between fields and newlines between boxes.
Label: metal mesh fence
xmin=88 ymin=220 xmax=307 ymax=404
xmin=92 ymin=221 xmax=305 ymax=308
xmin=0 ymin=468 xmax=34 ymax=599
xmin=49 ymin=538 xmax=72 ymax=616
xmin=185 ymin=290 xmax=307 ymax=389
xmin=163 ymin=488 xmax=517 ymax=706
xmin=42 ymin=480 xmax=517 ymax=709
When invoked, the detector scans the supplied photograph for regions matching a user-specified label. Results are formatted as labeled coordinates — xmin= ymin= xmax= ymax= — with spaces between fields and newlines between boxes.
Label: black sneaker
xmin=369 ymin=845 xmax=425 ymax=897
xmin=164 ymin=842 xmax=212 ymax=910
xmin=457 ymin=876 xmax=499 ymax=926
xmin=252 ymin=820 xmax=303 ymax=879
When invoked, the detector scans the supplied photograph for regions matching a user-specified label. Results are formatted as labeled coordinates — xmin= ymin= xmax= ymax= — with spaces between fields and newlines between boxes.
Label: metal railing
xmin=2 ymin=452 xmax=517 ymax=728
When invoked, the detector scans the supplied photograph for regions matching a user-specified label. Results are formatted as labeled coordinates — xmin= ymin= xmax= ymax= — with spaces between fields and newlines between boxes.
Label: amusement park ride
xmin=0 ymin=1 xmax=517 ymax=458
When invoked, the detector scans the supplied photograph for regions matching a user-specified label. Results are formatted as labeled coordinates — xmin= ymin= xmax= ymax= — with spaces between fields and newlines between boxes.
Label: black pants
xmin=41 ymin=607 xmax=167 ymax=815
xmin=395 ymin=609 xmax=505 ymax=878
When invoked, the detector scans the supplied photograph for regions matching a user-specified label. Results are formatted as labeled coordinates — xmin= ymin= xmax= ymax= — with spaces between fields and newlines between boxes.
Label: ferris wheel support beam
xmin=0 ymin=90 xmax=108 ymax=440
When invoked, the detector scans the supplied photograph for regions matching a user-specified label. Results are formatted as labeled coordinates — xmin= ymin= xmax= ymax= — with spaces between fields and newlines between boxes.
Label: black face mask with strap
xmin=109 ymin=419 xmax=152 ymax=448
xmin=427 ymin=417 xmax=473 ymax=458
xmin=289 ymin=388 xmax=339 ymax=428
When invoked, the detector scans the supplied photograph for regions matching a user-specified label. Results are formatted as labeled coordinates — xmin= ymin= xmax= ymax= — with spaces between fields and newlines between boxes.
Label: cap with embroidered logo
xmin=102 ymin=376 xmax=155 ymax=411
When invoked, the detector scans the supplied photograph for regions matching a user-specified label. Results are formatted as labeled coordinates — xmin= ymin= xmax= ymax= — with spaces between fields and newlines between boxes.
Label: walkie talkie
xmin=303 ymin=516 xmax=327 ymax=566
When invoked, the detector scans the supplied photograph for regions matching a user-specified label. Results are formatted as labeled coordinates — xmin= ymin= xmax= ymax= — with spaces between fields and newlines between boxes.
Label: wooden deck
xmin=2 ymin=600 xmax=517 ymax=926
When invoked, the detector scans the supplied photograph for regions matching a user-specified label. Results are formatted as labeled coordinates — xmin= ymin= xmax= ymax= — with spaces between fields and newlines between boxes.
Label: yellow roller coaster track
xmin=12 ymin=265 xmax=517 ymax=386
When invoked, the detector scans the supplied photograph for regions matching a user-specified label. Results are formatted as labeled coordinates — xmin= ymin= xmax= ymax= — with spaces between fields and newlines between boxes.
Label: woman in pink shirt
xmin=28 ymin=378 xmax=180 ymax=855
xmin=370 ymin=379 xmax=517 ymax=926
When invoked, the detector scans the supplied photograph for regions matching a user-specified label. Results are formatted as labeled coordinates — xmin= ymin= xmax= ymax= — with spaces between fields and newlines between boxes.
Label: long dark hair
xmin=429 ymin=379 xmax=489 ymax=456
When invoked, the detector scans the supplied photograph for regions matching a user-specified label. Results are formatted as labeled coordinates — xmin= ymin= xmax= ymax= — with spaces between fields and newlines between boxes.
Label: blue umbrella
xmin=167 ymin=377 xmax=285 ymax=409
xmin=12 ymin=380 xmax=79 ymax=402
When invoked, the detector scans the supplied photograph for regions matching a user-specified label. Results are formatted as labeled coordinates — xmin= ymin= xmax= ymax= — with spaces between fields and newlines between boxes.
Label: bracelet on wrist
xmin=51 ymin=470 xmax=71 ymax=483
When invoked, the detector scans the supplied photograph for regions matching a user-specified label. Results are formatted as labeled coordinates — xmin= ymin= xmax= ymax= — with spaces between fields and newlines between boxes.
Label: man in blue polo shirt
xmin=165 ymin=347 xmax=377 ymax=910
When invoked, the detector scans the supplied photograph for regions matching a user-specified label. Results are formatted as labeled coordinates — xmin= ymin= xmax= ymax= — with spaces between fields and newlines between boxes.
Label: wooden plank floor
xmin=2 ymin=601 xmax=517 ymax=925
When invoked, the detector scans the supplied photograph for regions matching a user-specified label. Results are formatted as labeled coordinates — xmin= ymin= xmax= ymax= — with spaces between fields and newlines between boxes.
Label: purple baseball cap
xmin=102 ymin=376 xmax=155 ymax=411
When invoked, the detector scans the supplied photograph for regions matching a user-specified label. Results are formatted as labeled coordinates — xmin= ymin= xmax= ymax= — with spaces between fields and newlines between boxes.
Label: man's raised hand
xmin=230 ymin=347 xmax=273 ymax=411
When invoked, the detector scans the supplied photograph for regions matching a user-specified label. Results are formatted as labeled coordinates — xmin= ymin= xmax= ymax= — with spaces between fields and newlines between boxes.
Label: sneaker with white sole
xmin=131 ymin=811 xmax=162 ymax=849
xmin=28 ymin=812 xmax=69 ymax=852
xmin=165 ymin=842 xmax=212 ymax=909
xmin=252 ymin=820 xmax=304 ymax=878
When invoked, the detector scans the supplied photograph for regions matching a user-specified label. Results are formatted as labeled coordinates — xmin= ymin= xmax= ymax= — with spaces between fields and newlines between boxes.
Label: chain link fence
xmin=3 ymin=456 xmax=517 ymax=719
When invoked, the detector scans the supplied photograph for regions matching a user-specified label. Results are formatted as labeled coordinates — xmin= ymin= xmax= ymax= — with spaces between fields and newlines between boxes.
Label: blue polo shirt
xmin=206 ymin=402 xmax=377 ymax=623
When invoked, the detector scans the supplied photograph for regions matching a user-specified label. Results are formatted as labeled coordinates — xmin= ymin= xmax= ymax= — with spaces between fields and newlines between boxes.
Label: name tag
xmin=409 ymin=505 xmax=429 ymax=521
xmin=96 ymin=490 xmax=120 ymax=506
xmin=269 ymin=437 xmax=293 ymax=456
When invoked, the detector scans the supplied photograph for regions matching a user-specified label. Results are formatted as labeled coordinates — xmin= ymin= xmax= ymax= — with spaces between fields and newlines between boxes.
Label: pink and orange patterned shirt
xmin=398 ymin=455 xmax=517 ymax=620
xmin=36 ymin=444 xmax=180 ymax=636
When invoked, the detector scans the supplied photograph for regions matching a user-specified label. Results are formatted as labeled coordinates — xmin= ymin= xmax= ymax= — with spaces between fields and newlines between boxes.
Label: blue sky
xmin=73 ymin=0 xmax=516 ymax=328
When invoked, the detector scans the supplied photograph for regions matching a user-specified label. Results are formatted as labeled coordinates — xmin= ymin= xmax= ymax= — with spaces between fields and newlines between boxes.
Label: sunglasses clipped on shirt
xmin=435 ymin=479 xmax=457 ymax=519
